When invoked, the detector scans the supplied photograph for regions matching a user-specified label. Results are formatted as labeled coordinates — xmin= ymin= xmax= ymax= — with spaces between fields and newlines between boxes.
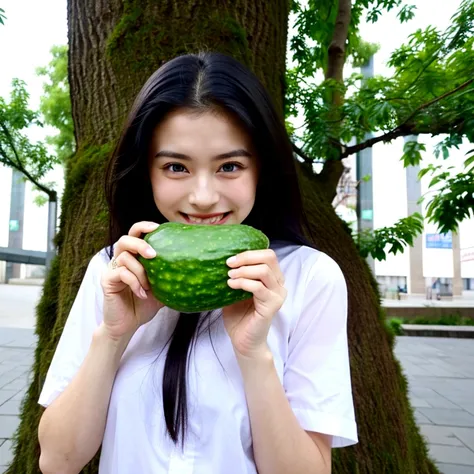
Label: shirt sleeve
xmin=283 ymin=251 xmax=358 ymax=448
xmin=38 ymin=250 xmax=107 ymax=408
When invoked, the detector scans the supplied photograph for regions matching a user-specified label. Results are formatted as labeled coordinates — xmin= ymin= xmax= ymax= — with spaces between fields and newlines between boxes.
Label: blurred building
xmin=338 ymin=135 xmax=474 ymax=298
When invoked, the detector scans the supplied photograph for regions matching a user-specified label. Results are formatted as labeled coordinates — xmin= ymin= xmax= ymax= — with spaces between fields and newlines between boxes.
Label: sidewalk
xmin=0 ymin=328 xmax=35 ymax=473
xmin=394 ymin=337 xmax=474 ymax=474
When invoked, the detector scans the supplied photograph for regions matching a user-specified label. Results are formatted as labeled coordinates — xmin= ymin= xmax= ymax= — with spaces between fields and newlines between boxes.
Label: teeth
xmin=187 ymin=214 xmax=225 ymax=224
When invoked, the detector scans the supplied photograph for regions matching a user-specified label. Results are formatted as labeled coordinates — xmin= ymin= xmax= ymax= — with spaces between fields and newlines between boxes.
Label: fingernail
xmin=146 ymin=247 xmax=156 ymax=257
xmin=228 ymin=270 xmax=236 ymax=278
xmin=149 ymin=222 xmax=159 ymax=229
xmin=226 ymin=256 xmax=236 ymax=265
xmin=140 ymin=287 xmax=147 ymax=298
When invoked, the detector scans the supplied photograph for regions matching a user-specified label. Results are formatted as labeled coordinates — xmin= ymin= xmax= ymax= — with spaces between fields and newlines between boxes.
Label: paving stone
xmin=429 ymin=444 xmax=474 ymax=466
xmin=0 ymin=392 xmax=15 ymax=406
xmin=0 ymin=399 xmax=21 ymax=416
xmin=2 ymin=377 xmax=29 ymax=391
xmin=451 ymin=427 xmax=474 ymax=451
xmin=419 ymin=425 xmax=464 ymax=447
xmin=0 ymin=329 xmax=37 ymax=349
xmin=0 ymin=440 xmax=12 ymax=468
xmin=410 ymin=387 xmax=440 ymax=398
xmin=460 ymin=406 xmax=474 ymax=417
xmin=16 ymin=357 xmax=35 ymax=367
xmin=410 ymin=397 xmax=432 ymax=408
xmin=419 ymin=408 xmax=474 ymax=428
xmin=437 ymin=463 xmax=474 ymax=474
xmin=0 ymin=366 xmax=16 ymax=378
xmin=0 ymin=416 xmax=19 ymax=438
xmin=443 ymin=395 xmax=474 ymax=406
xmin=0 ymin=375 xmax=20 ymax=391
xmin=424 ymin=396 xmax=464 ymax=410
xmin=9 ymin=390 xmax=26 ymax=402
xmin=415 ymin=409 xmax=432 ymax=425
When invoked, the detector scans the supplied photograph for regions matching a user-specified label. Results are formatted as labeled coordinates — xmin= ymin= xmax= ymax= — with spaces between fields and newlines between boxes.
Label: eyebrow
xmin=154 ymin=149 xmax=252 ymax=161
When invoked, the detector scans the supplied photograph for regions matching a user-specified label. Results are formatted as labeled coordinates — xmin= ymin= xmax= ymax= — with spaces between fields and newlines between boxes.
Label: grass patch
xmin=388 ymin=314 xmax=474 ymax=333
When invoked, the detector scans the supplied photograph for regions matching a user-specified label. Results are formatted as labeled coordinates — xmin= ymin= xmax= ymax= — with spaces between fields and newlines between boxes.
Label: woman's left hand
xmin=222 ymin=249 xmax=287 ymax=361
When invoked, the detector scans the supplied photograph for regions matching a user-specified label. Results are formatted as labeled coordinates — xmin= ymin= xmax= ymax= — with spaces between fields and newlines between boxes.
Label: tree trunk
xmin=8 ymin=1 xmax=437 ymax=473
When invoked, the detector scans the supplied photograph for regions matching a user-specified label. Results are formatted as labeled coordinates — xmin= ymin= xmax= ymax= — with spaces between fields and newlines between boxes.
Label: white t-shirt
xmin=39 ymin=241 xmax=358 ymax=473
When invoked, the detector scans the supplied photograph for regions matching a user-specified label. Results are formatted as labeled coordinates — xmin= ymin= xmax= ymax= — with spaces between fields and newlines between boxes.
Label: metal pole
xmin=45 ymin=197 xmax=57 ymax=272
xmin=6 ymin=169 xmax=26 ymax=282
xmin=356 ymin=55 xmax=375 ymax=273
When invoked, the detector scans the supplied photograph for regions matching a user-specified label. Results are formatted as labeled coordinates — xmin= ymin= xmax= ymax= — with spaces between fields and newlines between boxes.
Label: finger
xmin=107 ymin=266 xmax=147 ymax=300
xmin=227 ymin=249 xmax=284 ymax=285
xmin=227 ymin=278 xmax=271 ymax=303
xmin=228 ymin=264 xmax=280 ymax=292
xmin=128 ymin=221 xmax=160 ymax=238
xmin=115 ymin=251 xmax=152 ymax=291
xmin=114 ymin=235 xmax=157 ymax=260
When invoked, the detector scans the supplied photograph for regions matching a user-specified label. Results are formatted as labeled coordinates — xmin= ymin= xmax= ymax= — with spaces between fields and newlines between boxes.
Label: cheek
xmin=150 ymin=173 xmax=180 ymax=206
xmin=225 ymin=174 xmax=258 ymax=206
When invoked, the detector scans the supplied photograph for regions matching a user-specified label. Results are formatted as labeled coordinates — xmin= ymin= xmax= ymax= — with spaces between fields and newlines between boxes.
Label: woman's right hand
xmin=100 ymin=221 xmax=164 ymax=342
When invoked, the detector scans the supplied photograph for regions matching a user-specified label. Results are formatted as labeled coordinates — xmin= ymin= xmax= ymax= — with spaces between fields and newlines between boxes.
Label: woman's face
xmin=149 ymin=109 xmax=259 ymax=225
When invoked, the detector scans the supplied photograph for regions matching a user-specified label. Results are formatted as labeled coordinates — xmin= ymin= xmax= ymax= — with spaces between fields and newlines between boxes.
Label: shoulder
xmin=271 ymin=241 xmax=346 ymax=294
xmin=81 ymin=247 xmax=113 ymax=284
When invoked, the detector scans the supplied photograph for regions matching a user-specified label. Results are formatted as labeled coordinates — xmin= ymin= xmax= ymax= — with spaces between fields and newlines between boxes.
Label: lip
xmin=181 ymin=212 xmax=232 ymax=225
xmin=187 ymin=212 xmax=227 ymax=218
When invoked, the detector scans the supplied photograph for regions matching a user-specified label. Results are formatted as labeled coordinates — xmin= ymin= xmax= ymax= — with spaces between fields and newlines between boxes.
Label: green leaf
xmin=36 ymin=45 xmax=74 ymax=162
xmin=354 ymin=213 xmax=424 ymax=261
xmin=33 ymin=194 xmax=48 ymax=207
xmin=442 ymin=146 xmax=450 ymax=160
xmin=464 ymin=155 xmax=474 ymax=168
xmin=401 ymin=140 xmax=426 ymax=167
xmin=429 ymin=175 xmax=443 ymax=188
xmin=398 ymin=4 xmax=417 ymax=23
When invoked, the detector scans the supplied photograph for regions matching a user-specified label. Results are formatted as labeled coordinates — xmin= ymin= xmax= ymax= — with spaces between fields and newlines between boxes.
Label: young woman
xmin=38 ymin=52 xmax=358 ymax=474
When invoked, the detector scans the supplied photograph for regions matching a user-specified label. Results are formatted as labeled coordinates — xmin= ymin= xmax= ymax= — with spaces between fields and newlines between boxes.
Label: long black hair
xmin=104 ymin=51 xmax=313 ymax=446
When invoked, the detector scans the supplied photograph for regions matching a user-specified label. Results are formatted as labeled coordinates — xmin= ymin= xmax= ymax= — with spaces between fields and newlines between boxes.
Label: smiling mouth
xmin=180 ymin=212 xmax=231 ymax=225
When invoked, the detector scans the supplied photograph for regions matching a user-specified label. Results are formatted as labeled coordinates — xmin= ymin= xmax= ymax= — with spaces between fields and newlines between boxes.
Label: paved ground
xmin=394 ymin=337 xmax=474 ymax=474
xmin=0 ymin=328 xmax=35 ymax=473
xmin=383 ymin=295 xmax=474 ymax=308
xmin=0 ymin=284 xmax=42 ymax=329
xmin=0 ymin=284 xmax=473 ymax=473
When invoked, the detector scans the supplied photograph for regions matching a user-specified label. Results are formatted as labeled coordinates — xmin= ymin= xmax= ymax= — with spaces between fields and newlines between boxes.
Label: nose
xmin=188 ymin=176 xmax=219 ymax=209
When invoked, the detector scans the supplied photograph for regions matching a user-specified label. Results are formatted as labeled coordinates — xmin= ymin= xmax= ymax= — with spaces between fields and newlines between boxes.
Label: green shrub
xmin=387 ymin=318 xmax=404 ymax=336
xmin=388 ymin=314 xmax=474 ymax=327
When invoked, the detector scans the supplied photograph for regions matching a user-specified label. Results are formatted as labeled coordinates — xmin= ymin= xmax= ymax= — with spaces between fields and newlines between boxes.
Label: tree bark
xmin=319 ymin=0 xmax=352 ymax=202
xmin=7 ymin=1 xmax=438 ymax=473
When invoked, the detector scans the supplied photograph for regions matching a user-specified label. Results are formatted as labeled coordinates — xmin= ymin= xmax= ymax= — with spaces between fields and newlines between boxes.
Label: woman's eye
xmin=220 ymin=162 xmax=241 ymax=172
xmin=166 ymin=163 xmax=187 ymax=173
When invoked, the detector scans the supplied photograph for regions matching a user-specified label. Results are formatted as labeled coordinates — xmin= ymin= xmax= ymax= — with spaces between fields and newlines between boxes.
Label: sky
xmin=0 ymin=0 xmax=67 ymax=251
xmin=0 ymin=0 xmax=67 ymax=109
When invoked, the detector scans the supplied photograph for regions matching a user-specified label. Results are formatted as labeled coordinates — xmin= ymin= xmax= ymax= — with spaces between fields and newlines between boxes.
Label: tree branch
xmin=341 ymin=77 xmax=474 ymax=159
xmin=0 ymin=121 xmax=23 ymax=168
xmin=292 ymin=142 xmax=319 ymax=164
xmin=318 ymin=0 xmax=352 ymax=202
xmin=325 ymin=0 xmax=352 ymax=84
xmin=397 ymin=77 xmax=474 ymax=131
xmin=0 ymin=123 xmax=56 ymax=199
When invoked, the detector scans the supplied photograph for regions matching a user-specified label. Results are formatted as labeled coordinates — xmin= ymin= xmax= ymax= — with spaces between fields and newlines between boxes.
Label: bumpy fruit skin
xmin=138 ymin=222 xmax=270 ymax=313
